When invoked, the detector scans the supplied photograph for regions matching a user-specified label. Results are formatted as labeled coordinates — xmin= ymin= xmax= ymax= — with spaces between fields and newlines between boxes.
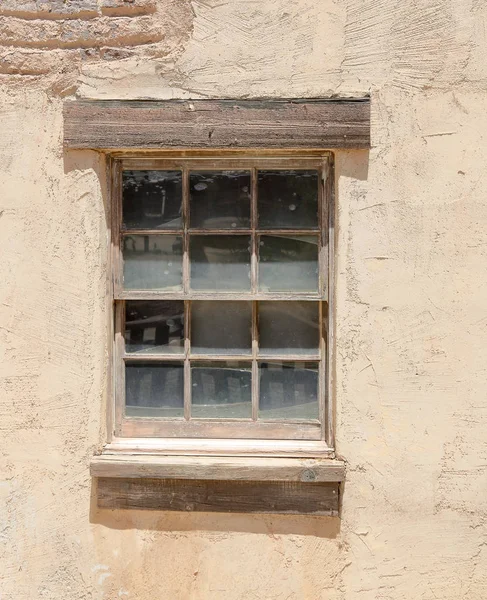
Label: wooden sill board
xmin=90 ymin=454 xmax=345 ymax=483
xmin=96 ymin=477 xmax=340 ymax=515
xmin=63 ymin=98 xmax=370 ymax=150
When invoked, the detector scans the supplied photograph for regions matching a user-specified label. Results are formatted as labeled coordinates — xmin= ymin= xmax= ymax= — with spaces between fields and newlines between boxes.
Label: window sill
xmin=91 ymin=454 xmax=345 ymax=515
xmin=91 ymin=453 xmax=345 ymax=482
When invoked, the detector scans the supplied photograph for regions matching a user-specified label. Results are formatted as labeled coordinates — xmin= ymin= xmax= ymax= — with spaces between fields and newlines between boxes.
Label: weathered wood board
xmin=63 ymin=99 xmax=370 ymax=149
xmin=96 ymin=477 xmax=340 ymax=515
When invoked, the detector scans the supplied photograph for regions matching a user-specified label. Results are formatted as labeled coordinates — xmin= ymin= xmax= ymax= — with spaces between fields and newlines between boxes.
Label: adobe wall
xmin=1 ymin=1 xmax=486 ymax=598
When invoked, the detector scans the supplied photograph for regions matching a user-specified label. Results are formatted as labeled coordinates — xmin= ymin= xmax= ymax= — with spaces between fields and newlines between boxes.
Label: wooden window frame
xmin=107 ymin=151 xmax=336 ymax=458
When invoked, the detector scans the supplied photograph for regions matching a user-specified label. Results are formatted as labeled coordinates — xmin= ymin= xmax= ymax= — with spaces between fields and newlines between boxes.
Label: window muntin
xmin=113 ymin=157 xmax=331 ymax=442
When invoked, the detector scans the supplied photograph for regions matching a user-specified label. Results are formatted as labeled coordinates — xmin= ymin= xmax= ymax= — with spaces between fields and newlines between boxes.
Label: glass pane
xmin=191 ymin=361 xmax=252 ymax=418
xmin=259 ymin=302 xmax=319 ymax=356
xmin=125 ymin=362 xmax=184 ymax=418
xmin=123 ymin=170 xmax=182 ymax=230
xmin=258 ymin=170 xmax=318 ymax=229
xmin=190 ymin=235 xmax=251 ymax=291
xmin=258 ymin=235 xmax=319 ymax=292
xmin=190 ymin=171 xmax=251 ymax=229
xmin=259 ymin=362 xmax=319 ymax=420
xmin=123 ymin=235 xmax=182 ymax=290
xmin=192 ymin=301 xmax=251 ymax=355
xmin=125 ymin=301 xmax=184 ymax=355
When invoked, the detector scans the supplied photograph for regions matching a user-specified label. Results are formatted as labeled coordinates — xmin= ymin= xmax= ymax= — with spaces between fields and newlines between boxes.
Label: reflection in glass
xmin=259 ymin=362 xmax=319 ymax=420
xmin=190 ymin=235 xmax=251 ymax=291
xmin=190 ymin=171 xmax=251 ymax=229
xmin=125 ymin=362 xmax=184 ymax=418
xmin=259 ymin=302 xmax=319 ymax=355
xmin=191 ymin=361 xmax=252 ymax=418
xmin=125 ymin=301 xmax=184 ymax=354
xmin=123 ymin=235 xmax=182 ymax=290
xmin=258 ymin=235 xmax=319 ymax=292
xmin=191 ymin=301 xmax=252 ymax=355
xmin=258 ymin=170 xmax=318 ymax=229
xmin=123 ymin=170 xmax=182 ymax=230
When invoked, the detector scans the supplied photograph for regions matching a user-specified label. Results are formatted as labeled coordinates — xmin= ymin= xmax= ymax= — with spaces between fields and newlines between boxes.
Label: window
xmin=111 ymin=156 xmax=334 ymax=450
xmin=64 ymin=97 xmax=370 ymax=509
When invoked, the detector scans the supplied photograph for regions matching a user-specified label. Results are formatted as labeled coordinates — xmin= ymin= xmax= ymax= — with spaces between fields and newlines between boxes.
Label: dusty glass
xmin=123 ymin=234 xmax=182 ymax=290
xmin=258 ymin=235 xmax=319 ymax=292
xmin=258 ymin=361 xmax=319 ymax=420
xmin=191 ymin=301 xmax=252 ymax=355
xmin=190 ymin=171 xmax=251 ymax=229
xmin=258 ymin=302 xmax=319 ymax=355
xmin=125 ymin=301 xmax=184 ymax=354
xmin=125 ymin=362 xmax=184 ymax=418
xmin=258 ymin=170 xmax=318 ymax=229
xmin=191 ymin=361 xmax=252 ymax=418
xmin=190 ymin=235 xmax=251 ymax=291
xmin=123 ymin=170 xmax=182 ymax=230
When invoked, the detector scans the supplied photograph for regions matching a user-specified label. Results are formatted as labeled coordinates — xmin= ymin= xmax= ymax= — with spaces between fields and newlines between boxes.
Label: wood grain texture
xmin=63 ymin=99 xmax=371 ymax=150
xmin=90 ymin=454 xmax=346 ymax=482
xmin=119 ymin=418 xmax=321 ymax=440
xmin=96 ymin=476 xmax=340 ymax=515
xmin=104 ymin=437 xmax=334 ymax=457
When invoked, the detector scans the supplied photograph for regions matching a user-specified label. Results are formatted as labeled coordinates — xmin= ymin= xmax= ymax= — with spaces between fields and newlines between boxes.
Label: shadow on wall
xmin=89 ymin=481 xmax=341 ymax=539
xmin=63 ymin=149 xmax=111 ymax=231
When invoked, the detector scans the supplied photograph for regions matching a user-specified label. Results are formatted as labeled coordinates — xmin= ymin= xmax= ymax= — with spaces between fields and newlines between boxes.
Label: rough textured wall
xmin=1 ymin=1 xmax=487 ymax=599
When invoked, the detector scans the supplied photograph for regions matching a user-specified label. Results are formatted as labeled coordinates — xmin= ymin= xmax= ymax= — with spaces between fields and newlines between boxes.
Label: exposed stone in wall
xmin=0 ymin=0 xmax=193 ymax=94
xmin=0 ymin=0 xmax=156 ymax=18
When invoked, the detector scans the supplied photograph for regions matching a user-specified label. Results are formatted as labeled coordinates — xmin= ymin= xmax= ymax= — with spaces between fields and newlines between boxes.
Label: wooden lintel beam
xmin=63 ymin=99 xmax=370 ymax=150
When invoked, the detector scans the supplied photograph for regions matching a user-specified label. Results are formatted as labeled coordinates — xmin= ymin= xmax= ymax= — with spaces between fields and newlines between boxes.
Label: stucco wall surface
xmin=1 ymin=1 xmax=487 ymax=598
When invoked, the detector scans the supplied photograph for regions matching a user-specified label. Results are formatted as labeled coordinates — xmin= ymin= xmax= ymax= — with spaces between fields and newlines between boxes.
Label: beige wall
xmin=1 ymin=1 xmax=487 ymax=598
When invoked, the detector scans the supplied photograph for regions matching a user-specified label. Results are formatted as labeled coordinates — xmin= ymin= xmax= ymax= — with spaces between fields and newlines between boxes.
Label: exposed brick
xmin=38 ymin=0 xmax=99 ymax=12
xmin=0 ymin=49 xmax=50 ymax=74
xmin=0 ymin=15 xmax=163 ymax=49
xmin=100 ymin=0 xmax=156 ymax=17
xmin=100 ymin=0 xmax=155 ymax=8
xmin=0 ymin=0 xmax=193 ymax=89
xmin=0 ymin=1 xmax=37 ymax=11
xmin=0 ymin=1 xmax=98 ymax=16
xmin=0 ymin=48 xmax=76 ymax=75
xmin=100 ymin=46 xmax=136 ymax=60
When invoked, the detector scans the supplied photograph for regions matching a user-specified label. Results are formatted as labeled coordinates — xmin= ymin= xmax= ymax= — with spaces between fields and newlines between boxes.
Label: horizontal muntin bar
xmin=116 ymin=292 xmax=325 ymax=301
xmin=120 ymin=229 xmax=320 ymax=235
xmin=122 ymin=354 xmax=321 ymax=361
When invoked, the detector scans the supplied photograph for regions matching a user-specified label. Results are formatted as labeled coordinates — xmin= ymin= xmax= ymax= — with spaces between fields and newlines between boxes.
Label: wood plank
xmin=116 ymin=291 xmax=324 ymax=301
xmin=91 ymin=454 xmax=345 ymax=482
xmin=324 ymin=155 xmax=335 ymax=448
xmin=122 ymin=353 xmax=321 ymax=361
xmin=120 ymin=157 xmax=326 ymax=169
xmin=96 ymin=477 xmax=340 ymax=515
xmin=104 ymin=436 xmax=334 ymax=457
xmin=120 ymin=417 xmax=321 ymax=440
xmin=63 ymin=99 xmax=370 ymax=150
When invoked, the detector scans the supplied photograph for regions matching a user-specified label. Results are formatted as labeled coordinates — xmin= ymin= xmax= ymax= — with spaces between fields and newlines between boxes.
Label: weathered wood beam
xmin=96 ymin=477 xmax=340 ymax=515
xmin=63 ymin=99 xmax=370 ymax=150
xmin=90 ymin=455 xmax=346 ymax=483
